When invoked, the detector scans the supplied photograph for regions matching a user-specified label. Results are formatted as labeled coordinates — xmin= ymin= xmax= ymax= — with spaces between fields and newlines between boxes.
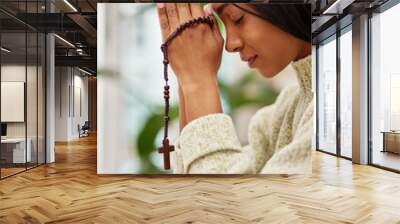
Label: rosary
xmin=158 ymin=15 xmax=215 ymax=170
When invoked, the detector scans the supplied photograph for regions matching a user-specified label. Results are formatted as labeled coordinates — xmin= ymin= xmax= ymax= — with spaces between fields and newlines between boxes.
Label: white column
xmin=352 ymin=14 xmax=369 ymax=164
xmin=46 ymin=33 xmax=55 ymax=163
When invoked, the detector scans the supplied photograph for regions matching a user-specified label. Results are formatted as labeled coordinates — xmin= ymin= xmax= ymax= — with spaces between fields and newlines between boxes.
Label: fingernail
xmin=157 ymin=3 xmax=165 ymax=9
xmin=204 ymin=5 xmax=212 ymax=16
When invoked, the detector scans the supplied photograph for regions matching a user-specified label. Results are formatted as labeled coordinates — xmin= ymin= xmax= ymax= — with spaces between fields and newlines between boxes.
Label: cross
xmin=158 ymin=139 xmax=174 ymax=170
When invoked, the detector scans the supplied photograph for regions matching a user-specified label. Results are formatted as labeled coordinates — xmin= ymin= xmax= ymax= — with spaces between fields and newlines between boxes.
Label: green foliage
xmin=219 ymin=71 xmax=278 ymax=111
xmin=136 ymin=105 xmax=178 ymax=173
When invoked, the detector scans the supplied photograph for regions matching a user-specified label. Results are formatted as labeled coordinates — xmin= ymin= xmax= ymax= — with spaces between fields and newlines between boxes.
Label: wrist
xmin=179 ymin=76 xmax=218 ymax=95
xmin=179 ymin=77 xmax=223 ymax=124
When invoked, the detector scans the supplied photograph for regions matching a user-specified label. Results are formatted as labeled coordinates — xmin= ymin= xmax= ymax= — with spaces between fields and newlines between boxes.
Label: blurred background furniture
xmin=1 ymin=138 xmax=32 ymax=165
xmin=79 ymin=121 xmax=90 ymax=138
xmin=381 ymin=131 xmax=400 ymax=154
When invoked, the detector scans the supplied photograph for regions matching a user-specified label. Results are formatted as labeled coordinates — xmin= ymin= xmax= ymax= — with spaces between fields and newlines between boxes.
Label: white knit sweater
xmin=171 ymin=55 xmax=313 ymax=174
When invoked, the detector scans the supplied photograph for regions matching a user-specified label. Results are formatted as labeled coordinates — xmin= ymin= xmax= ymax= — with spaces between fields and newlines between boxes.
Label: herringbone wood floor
xmin=1 ymin=135 xmax=400 ymax=224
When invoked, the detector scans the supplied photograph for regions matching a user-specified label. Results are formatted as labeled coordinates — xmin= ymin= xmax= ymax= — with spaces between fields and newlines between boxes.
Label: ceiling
xmin=0 ymin=0 xmax=97 ymax=73
xmin=311 ymin=0 xmax=391 ymax=43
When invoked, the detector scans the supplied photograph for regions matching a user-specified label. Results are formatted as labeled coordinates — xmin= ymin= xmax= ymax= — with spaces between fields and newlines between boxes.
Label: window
xmin=339 ymin=27 xmax=352 ymax=158
xmin=370 ymin=2 xmax=400 ymax=171
xmin=317 ymin=36 xmax=337 ymax=154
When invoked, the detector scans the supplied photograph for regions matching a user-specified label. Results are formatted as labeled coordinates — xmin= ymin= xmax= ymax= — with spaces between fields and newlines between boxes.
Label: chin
xmin=258 ymin=67 xmax=278 ymax=78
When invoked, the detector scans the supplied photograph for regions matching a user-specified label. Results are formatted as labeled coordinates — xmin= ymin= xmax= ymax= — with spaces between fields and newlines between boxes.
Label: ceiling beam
xmin=55 ymin=55 xmax=96 ymax=70
xmin=67 ymin=13 xmax=97 ymax=46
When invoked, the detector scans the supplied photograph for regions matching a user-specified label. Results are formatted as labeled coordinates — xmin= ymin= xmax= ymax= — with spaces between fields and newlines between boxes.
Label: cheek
xmin=247 ymin=31 xmax=284 ymax=77
xmin=250 ymin=24 xmax=296 ymax=77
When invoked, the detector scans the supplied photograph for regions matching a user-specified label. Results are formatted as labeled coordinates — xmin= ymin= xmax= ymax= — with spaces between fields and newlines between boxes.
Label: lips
xmin=247 ymin=55 xmax=257 ymax=67
xmin=242 ymin=55 xmax=257 ymax=67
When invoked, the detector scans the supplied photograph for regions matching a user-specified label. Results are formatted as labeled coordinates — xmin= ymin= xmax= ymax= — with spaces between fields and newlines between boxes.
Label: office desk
xmin=1 ymin=138 xmax=31 ymax=163
xmin=381 ymin=131 xmax=400 ymax=154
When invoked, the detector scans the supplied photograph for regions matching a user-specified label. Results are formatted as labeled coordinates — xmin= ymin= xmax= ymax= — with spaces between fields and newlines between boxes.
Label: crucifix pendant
xmin=158 ymin=139 xmax=174 ymax=170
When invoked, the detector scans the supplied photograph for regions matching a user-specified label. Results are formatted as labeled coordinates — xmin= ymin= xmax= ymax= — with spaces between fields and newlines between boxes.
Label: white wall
xmin=1 ymin=65 xmax=26 ymax=137
xmin=55 ymin=66 xmax=68 ymax=141
xmin=1 ymin=63 xmax=47 ymax=164
xmin=73 ymin=73 xmax=89 ymax=137
xmin=54 ymin=67 xmax=89 ymax=141
xmin=1 ymin=65 xmax=27 ymax=146
xmin=1 ymin=82 xmax=25 ymax=122
xmin=1 ymin=65 xmax=38 ymax=138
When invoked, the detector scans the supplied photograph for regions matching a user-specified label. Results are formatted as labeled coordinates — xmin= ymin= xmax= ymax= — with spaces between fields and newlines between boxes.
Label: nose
xmin=225 ymin=30 xmax=243 ymax=53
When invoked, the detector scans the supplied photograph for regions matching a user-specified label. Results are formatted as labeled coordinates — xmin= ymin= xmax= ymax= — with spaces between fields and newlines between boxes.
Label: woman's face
xmin=212 ymin=3 xmax=309 ymax=78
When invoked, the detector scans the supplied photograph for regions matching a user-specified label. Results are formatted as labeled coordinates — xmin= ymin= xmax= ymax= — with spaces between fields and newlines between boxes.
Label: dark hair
xmin=232 ymin=3 xmax=311 ymax=43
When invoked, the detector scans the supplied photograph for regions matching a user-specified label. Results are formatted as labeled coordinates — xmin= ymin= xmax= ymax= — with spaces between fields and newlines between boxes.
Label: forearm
xmin=181 ymin=77 xmax=223 ymax=124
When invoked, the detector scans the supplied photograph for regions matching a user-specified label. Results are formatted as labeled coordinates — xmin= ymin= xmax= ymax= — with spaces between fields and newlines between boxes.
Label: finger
xmin=204 ymin=4 xmax=213 ymax=16
xmin=165 ymin=3 xmax=180 ymax=31
xmin=202 ymin=5 xmax=223 ymax=43
xmin=210 ymin=15 xmax=224 ymax=44
xmin=157 ymin=3 xmax=170 ymax=42
xmin=176 ymin=3 xmax=192 ymax=23
xmin=190 ymin=3 xmax=204 ymax=17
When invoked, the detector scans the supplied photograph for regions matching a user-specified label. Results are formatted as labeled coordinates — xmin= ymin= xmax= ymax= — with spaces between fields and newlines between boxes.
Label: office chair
xmin=79 ymin=121 xmax=90 ymax=138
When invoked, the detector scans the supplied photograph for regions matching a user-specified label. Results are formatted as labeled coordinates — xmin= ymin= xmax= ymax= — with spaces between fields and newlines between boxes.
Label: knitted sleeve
xmin=171 ymin=105 xmax=275 ymax=174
